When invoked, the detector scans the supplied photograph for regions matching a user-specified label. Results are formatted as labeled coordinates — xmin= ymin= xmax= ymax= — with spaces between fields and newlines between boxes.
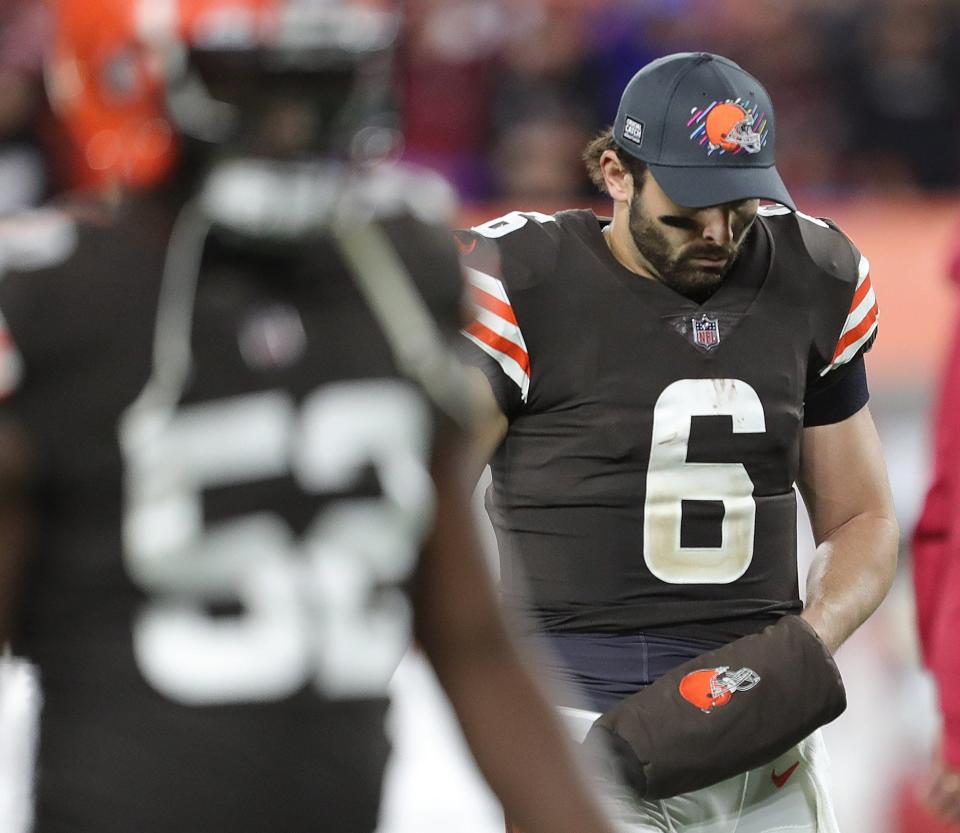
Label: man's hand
xmin=921 ymin=755 xmax=960 ymax=827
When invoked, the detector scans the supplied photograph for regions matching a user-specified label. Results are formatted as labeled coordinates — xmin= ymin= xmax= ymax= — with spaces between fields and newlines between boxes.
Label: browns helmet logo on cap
xmin=612 ymin=53 xmax=796 ymax=208
xmin=688 ymin=99 xmax=767 ymax=156
xmin=679 ymin=666 xmax=761 ymax=714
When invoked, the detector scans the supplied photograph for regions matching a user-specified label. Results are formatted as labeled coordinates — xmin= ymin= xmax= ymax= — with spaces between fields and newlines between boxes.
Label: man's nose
xmin=700 ymin=207 xmax=735 ymax=246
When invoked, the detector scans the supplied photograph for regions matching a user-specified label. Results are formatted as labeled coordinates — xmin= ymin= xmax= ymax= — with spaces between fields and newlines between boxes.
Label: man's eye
xmin=658 ymin=216 xmax=698 ymax=230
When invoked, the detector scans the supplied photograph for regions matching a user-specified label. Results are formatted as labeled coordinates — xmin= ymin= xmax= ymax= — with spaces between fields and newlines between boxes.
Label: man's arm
xmin=796 ymin=404 xmax=900 ymax=654
xmin=465 ymin=367 xmax=508 ymax=484
xmin=413 ymin=430 xmax=615 ymax=833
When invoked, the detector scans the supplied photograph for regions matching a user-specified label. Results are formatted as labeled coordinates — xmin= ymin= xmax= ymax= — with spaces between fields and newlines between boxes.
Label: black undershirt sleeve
xmin=803 ymin=353 xmax=869 ymax=427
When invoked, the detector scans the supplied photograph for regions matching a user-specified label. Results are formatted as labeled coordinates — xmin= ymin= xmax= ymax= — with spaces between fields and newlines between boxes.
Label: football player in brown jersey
xmin=0 ymin=3 xmax=620 ymax=833
xmin=461 ymin=53 xmax=899 ymax=832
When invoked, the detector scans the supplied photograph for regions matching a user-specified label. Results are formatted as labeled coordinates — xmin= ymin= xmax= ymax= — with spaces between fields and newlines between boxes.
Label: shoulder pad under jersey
xmin=456 ymin=210 xmax=564 ymax=294
xmin=456 ymin=211 xmax=565 ymax=409
xmin=757 ymin=204 xmax=859 ymax=285
xmin=0 ymin=208 xmax=79 ymax=276
xmin=759 ymin=205 xmax=876 ymax=378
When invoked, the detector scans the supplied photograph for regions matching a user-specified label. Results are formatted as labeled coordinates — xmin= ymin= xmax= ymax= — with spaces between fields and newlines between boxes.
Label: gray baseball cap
xmin=613 ymin=52 xmax=795 ymax=210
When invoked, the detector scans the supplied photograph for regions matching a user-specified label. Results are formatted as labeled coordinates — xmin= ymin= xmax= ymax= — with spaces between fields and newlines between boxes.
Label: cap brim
xmin=647 ymin=162 xmax=796 ymax=211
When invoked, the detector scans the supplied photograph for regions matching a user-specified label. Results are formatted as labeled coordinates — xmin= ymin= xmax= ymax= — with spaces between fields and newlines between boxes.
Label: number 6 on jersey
xmin=644 ymin=379 xmax=766 ymax=584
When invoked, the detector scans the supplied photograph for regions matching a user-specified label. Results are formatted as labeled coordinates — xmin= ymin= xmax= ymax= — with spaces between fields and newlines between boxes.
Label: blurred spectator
xmin=400 ymin=0 xmax=505 ymax=197
xmin=830 ymin=0 xmax=960 ymax=192
xmin=491 ymin=113 xmax=591 ymax=201
xmin=487 ymin=1 xmax=598 ymax=200
xmin=911 ymin=227 xmax=960 ymax=830
xmin=579 ymin=0 xmax=677 ymax=124
xmin=491 ymin=0 xmax=599 ymax=133
xmin=0 ymin=0 xmax=49 ymax=214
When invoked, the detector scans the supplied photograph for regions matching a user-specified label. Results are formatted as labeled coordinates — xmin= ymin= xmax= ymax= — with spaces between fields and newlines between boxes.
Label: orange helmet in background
xmin=47 ymin=0 xmax=398 ymax=193
xmin=48 ymin=0 xmax=170 ymax=191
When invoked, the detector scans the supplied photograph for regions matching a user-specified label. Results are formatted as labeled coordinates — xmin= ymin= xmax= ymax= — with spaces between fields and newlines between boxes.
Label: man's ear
xmin=600 ymin=150 xmax=633 ymax=203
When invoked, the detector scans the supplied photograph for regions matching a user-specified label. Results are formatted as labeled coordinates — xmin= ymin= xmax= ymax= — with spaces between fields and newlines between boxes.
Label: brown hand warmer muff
xmin=583 ymin=615 xmax=846 ymax=799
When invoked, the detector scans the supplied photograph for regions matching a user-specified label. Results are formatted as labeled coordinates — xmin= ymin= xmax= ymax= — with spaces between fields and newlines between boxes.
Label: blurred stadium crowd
xmin=4 ymin=0 xmax=960 ymax=212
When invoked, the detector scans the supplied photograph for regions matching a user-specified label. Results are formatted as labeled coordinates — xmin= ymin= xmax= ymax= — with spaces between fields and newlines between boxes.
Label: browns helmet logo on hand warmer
xmin=679 ymin=666 xmax=761 ymax=714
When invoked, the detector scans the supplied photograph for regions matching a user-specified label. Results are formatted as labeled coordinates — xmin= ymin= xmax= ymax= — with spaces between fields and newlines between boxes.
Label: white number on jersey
xmin=471 ymin=210 xmax=556 ymax=239
xmin=644 ymin=379 xmax=766 ymax=584
xmin=120 ymin=381 xmax=433 ymax=705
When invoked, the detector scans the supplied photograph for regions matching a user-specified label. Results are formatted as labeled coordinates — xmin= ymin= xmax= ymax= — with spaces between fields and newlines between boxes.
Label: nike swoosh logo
xmin=771 ymin=761 xmax=800 ymax=788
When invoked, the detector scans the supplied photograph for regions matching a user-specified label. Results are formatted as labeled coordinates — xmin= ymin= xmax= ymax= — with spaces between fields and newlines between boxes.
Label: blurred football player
xmin=0 ymin=2 xmax=620 ymax=833
xmin=460 ymin=53 xmax=899 ymax=832
xmin=912 ymin=233 xmax=960 ymax=828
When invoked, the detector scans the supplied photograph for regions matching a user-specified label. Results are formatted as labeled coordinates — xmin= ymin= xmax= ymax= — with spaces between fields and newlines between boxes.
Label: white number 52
xmin=120 ymin=381 xmax=432 ymax=705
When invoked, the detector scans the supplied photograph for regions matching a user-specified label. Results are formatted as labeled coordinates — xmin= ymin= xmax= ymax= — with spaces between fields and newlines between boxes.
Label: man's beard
xmin=628 ymin=192 xmax=745 ymax=304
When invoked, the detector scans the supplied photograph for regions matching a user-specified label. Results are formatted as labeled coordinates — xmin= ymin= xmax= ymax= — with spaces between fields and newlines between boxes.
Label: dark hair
xmin=582 ymin=126 xmax=647 ymax=195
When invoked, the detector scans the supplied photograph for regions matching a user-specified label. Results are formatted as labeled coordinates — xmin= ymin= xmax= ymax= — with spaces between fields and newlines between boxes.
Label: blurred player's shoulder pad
xmin=0 ymin=208 xmax=80 ymax=277
xmin=758 ymin=203 xmax=860 ymax=286
xmin=345 ymin=161 xmax=459 ymax=226
xmin=455 ymin=209 xmax=564 ymax=293
xmin=338 ymin=163 xmax=467 ymax=337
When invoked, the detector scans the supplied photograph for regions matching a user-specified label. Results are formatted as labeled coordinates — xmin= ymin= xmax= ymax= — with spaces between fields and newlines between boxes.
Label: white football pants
xmin=558 ymin=706 xmax=841 ymax=833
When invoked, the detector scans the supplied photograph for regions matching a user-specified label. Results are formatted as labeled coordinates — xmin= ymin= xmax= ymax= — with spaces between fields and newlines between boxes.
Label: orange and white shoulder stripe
xmin=820 ymin=254 xmax=878 ymax=376
xmin=461 ymin=267 xmax=530 ymax=401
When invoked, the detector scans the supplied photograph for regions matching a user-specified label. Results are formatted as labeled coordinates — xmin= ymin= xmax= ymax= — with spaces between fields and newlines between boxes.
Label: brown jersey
xmin=0 ymin=167 xmax=465 ymax=833
xmin=458 ymin=206 xmax=878 ymax=643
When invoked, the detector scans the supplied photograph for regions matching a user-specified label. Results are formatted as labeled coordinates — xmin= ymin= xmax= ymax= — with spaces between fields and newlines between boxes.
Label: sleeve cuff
xmin=804 ymin=353 xmax=869 ymax=427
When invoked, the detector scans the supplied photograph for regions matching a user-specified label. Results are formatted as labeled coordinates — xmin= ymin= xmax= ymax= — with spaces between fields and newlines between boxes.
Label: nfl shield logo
xmin=692 ymin=314 xmax=721 ymax=350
